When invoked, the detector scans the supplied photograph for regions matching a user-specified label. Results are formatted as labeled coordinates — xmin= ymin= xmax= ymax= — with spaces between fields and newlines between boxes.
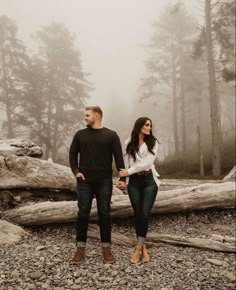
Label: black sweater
xmin=69 ymin=127 xmax=125 ymax=181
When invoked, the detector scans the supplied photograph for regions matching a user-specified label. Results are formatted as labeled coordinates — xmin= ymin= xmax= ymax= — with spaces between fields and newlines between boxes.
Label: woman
xmin=119 ymin=117 xmax=160 ymax=264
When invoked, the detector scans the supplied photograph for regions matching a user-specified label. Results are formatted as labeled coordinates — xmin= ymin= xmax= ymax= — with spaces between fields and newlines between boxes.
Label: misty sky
xmin=0 ymin=0 xmax=195 ymax=112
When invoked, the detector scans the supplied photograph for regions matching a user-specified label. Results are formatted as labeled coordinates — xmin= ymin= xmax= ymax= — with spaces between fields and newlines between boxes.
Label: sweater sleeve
xmin=69 ymin=131 xmax=80 ymax=176
xmin=127 ymin=141 xmax=158 ymax=175
xmin=123 ymin=138 xmax=130 ymax=170
xmin=112 ymin=132 xmax=126 ymax=182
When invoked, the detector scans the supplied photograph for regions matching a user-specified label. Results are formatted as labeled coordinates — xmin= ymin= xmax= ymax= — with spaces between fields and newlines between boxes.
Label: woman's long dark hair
xmin=126 ymin=117 xmax=158 ymax=161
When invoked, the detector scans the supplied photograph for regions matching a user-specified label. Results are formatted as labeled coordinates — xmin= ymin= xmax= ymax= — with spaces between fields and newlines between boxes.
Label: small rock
xmin=198 ymin=275 xmax=205 ymax=282
xmin=111 ymin=271 xmax=118 ymax=277
xmin=92 ymin=273 xmax=99 ymax=280
xmin=14 ymin=196 xmax=21 ymax=203
xmin=125 ymin=267 xmax=132 ymax=273
xmin=103 ymin=263 xmax=112 ymax=268
xmin=75 ymin=278 xmax=81 ymax=284
xmin=41 ymin=284 xmax=50 ymax=289
xmin=36 ymin=245 xmax=47 ymax=251
xmin=71 ymin=286 xmax=81 ymax=290
xmin=28 ymin=271 xmax=43 ymax=280
xmin=22 ymin=243 xmax=31 ymax=249
xmin=53 ymin=279 xmax=61 ymax=285
xmin=223 ymin=271 xmax=236 ymax=282
xmin=11 ymin=270 xmax=20 ymax=279
xmin=176 ymin=257 xmax=183 ymax=263
xmin=73 ymin=271 xmax=80 ymax=278
xmin=80 ymin=269 xmax=87 ymax=276
xmin=206 ymin=259 xmax=226 ymax=266
xmin=26 ymin=284 xmax=35 ymax=289
xmin=66 ymin=279 xmax=74 ymax=286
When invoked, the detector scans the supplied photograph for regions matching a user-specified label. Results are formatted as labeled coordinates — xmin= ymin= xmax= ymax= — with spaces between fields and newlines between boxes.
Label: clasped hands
xmin=116 ymin=168 xmax=129 ymax=190
xmin=76 ymin=170 xmax=129 ymax=190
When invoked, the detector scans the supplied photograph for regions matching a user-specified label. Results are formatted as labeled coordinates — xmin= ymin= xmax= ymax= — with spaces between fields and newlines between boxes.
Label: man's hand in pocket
xmin=75 ymin=172 xmax=85 ymax=180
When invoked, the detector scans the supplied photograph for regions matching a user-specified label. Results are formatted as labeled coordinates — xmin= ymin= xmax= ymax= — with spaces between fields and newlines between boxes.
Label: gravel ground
xmin=0 ymin=209 xmax=235 ymax=290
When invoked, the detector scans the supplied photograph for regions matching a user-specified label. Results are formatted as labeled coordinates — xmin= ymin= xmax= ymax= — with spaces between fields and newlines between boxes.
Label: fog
xmin=1 ymin=0 xmax=171 ymax=106
xmin=0 ymin=0 xmax=235 ymax=175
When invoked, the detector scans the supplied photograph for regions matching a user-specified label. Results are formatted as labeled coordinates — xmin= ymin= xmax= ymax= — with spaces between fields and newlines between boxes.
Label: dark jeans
xmin=76 ymin=177 xmax=113 ymax=244
xmin=128 ymin=172 xmax=158 ymax=238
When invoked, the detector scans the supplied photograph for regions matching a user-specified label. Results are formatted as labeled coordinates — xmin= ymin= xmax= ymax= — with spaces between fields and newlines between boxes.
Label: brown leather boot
xmin=71 ymin=247 xmax=85 ymax=264
xmin=102 ymin=247 xmax=115 ymax=264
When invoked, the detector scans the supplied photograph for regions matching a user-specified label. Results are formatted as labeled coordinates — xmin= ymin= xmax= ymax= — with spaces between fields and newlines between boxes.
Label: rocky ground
xmin=0 ymin=209 xmax=235 ymax=290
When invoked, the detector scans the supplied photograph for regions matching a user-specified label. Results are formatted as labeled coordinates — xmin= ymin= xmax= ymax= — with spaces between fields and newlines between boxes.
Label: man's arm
xmin=112 ymin=132 xmax=126 ymax=183
xmin=69 ymin=132 xmax=80 ymax=176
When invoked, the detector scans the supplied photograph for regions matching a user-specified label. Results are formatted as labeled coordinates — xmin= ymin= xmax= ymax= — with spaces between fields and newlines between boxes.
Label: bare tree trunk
xmin=45 ymin=95 xmax=53 ymax=159
xmin=52 ymin=118 xmax=59 ymax=161
xmin=52 ymin=101 xmax=63 ymax=161
xmin=0 ymin=38 xmax=14 ymax=138
xmin=205 ymin=0 xmax=221 ymax=176
xmin=197 ymin=126 xmax=205 ymax=177
xmin=180 ymin=64 xmax=187 ymax=153
xmin=172 ymin=52 xmax=179 ymax=155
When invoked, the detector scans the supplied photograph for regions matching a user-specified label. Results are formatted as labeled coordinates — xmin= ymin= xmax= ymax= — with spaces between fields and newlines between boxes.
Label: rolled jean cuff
xmin=76 ymin=241 xmax=86 ymax=248
xmin=101 ymin=242 xmax=111 ymax=248
xmin=137 ymin=236 xmax=145 ymax=245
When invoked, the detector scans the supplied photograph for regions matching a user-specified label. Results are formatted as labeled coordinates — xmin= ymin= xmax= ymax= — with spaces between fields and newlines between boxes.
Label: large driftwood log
xmin=0 ymin=139 xmax=43 ymax=158
xmin=146 ymin=233 xmax=236 ymax=253
xmin=88 ymin=224 xmax=135 ymax=246
xmin=223 ymin=165 xmax=236 ymax=182
xmin=2 ymin=182 xmax=235 ymax=225
xmin=0 ymin=219 xmax=31 ymax=244
xmin=0 ymin=154 xmax=75 ymax=191
xmin=88 ymin=224 xmax=236 ymax=252
xmin=0 ymin=154 xmax=124 ymax=197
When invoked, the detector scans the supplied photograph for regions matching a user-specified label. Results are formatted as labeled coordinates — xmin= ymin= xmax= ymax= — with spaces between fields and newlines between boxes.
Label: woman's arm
xmin=127 ymin=141 xmax=158 ymax=175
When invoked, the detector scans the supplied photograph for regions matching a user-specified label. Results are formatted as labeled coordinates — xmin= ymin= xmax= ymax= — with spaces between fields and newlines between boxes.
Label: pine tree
xmin=34 ymin=22 xmax=91 ymax=160
xmin=0 ymin=15 xmax=30 ymax=138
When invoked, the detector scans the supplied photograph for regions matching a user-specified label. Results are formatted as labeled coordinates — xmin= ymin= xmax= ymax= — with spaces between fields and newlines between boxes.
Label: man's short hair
xmin=86 ymin=106 xmax=103 ymax=118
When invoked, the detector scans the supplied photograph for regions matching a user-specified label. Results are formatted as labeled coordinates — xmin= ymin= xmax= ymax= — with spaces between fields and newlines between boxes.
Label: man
xmin=69 ymin=106 xmax=126 ymax=264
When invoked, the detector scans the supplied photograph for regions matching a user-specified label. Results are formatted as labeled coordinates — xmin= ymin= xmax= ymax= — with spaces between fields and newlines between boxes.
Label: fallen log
xmin=0 ymin=155 xmax=124 ymax=198
xmin=88 ymin=224 xmax=235 ymax=252
xmin=0 ymin=154 xmax=75 ymax=191
xmin=0 ymin=219 xmax=31 ymax=245
xmin=88 ymin=224 xmax=135 ymax=246
xmin=0 ymin=139 xmax=43 ymax=158
xmin=146 ymin=233 xmax=236 ymax=253
xmin=223 ymin=165 xmax=236 ymax=182
xmin=2 ymin=182 xmax=235 ymax=225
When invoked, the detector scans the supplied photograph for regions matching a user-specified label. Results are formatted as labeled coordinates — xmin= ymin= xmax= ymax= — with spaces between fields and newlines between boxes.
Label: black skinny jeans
xmin=128 ymin=172 xmax=158 ymax=238
xmin=76 ymin=177 xmax=113 ymax=244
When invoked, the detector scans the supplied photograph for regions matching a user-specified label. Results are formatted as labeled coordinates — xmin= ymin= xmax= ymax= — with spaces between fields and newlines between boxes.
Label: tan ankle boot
xmin=130 ymin=245 xmax=142 ymax=264
xmin=142 ymin=244 xmax=150 ymax=263
xmin=71 ymin=247 xmax=85 ymax=264
xmin=102 ymin=247 xmax=115 ymax=264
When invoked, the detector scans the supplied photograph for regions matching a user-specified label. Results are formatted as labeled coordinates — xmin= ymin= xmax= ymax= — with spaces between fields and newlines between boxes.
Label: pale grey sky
xmin=0 ymin=0 xmax=185 ymax=111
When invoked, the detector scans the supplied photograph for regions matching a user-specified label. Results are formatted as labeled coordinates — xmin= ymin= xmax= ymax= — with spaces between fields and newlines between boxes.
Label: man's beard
xmin=86 ymin=122 xmax=94 ymax=128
